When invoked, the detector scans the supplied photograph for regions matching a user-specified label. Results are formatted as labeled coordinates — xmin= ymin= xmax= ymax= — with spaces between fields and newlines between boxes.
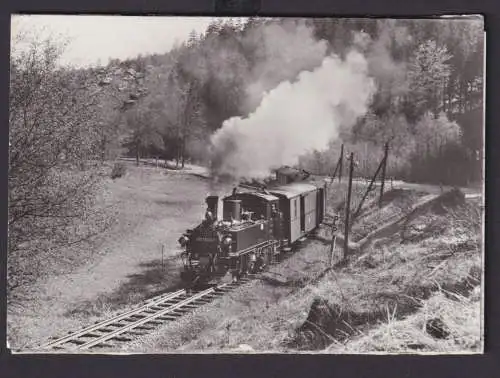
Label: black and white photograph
xmin=8 ymin=15 xmax=484 ymax=354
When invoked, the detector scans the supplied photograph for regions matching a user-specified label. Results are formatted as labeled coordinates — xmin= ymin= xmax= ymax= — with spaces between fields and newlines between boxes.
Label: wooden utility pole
xmin=339 ymin=144 xmax=344 ymax=183
xmin=329 ymin=215 xmax=339 ymax=267
xmin=330 ymin=161 xmax=340 ymax=184
xmin=379 ymin=142 xmax=389 ymax=208
xmin=352 ymin=155 xmax=385 ymax=220
xmin=344 ymin=152 xmax=354 ymax=259
xmin=329 ymin=144 xmax=344 ymax=185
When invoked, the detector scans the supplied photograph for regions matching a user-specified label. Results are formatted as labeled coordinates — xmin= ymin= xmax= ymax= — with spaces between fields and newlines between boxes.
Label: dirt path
xmin=8 ymin=165 xmax=211 ymax=350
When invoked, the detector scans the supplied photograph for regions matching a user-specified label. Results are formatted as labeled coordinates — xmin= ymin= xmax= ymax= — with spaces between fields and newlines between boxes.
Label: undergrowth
xmin=120 ymin=188 xmax=482 ymax=354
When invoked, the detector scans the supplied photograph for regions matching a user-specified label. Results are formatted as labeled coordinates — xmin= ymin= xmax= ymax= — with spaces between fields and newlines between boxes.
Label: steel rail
xmin=43 ymin=289 xmax=186 ymax=349
xmin=78 ymin=285 xmax=226 ymax=349
xmin=42 ymin=233 xmax=308 ymax=351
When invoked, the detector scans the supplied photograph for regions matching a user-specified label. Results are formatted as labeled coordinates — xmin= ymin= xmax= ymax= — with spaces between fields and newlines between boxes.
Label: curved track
xmin=42 ymin=236 xmax=308 ymax=351
xmin=42 ymin=280 xmax=249 ymax=351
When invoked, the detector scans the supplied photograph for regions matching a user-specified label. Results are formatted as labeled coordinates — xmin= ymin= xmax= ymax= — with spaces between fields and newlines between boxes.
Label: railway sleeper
xmin=68 ymin=339 xmax=87 ymax=345
xmin=134 ymin=325 xmax=157 ymax=330
xmin=203 ymin=293 xmax=218 ymax=298
xmin=164 ymin=303 xmax=190 ymax=311
xmin=144 ymin=320 xmax=163 ymax=325
xmin=165 ymin=311 xmax=184 ymax=316
xmin=111 ymin=336 xmax=133 ymax=342
xmin=191 ymin=295 xmax=214 ymax=303
xmin=122 ymin=317 xmax=140 ymax=323
xmin=192 ymin=302 xmax=211 ymax=307
xmin=107 ymin=321 xmax=128 ymax=327
xmin=165 ymin=298 xmax=186 ymax=303
xmin=193 ymin=298 xmax=214 ymax=303
xmin=156 ymin=303 xmax=181 ymax=308
xmin=149 ymin=306 xmax=167 ymax=311
xmin=169 ymin=309 xmax=190 ymax=315
xmin=126 ymin=331 xmax=149 ymax=336
xmin=98 ymin=327 xmax=120 ymax=333
xmin=80 ymin=333 xmax=102 ymax=338
xmin=178 ymin=304 xmax=198 ymax=309
xmin=157 ymin=316 xmax=178 ymax=321
xmin=90 ymin=343 xmax=114 ymax=349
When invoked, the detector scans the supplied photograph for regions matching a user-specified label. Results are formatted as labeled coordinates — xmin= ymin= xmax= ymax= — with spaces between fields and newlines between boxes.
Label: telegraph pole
xmin=339 ymin=144 xmax=344 ymax=183
xmin=344 ymin=152 xmax=354 ymax=259
xmin=379 ymin=142 xmax=389 ymax=208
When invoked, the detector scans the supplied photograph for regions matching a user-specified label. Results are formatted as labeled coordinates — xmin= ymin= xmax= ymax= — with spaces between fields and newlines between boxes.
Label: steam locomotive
xmin=178 ymin=170 xmax=327 ymax=287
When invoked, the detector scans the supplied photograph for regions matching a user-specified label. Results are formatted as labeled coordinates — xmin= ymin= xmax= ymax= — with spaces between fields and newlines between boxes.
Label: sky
xmin=11 ymin=15 xmax=216 ymax=67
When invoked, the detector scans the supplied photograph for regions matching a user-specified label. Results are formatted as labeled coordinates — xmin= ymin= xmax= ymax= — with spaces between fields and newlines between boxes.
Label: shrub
xmin=111 ymin=162 xmax=127 ymax=179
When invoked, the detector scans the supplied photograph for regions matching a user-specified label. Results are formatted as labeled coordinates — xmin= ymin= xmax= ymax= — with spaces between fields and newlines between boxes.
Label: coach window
xmin=294 ymin=199 xmax=297 ymax=218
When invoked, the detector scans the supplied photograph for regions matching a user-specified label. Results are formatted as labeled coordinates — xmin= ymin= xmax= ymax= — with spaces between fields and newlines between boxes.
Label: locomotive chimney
xmin=206 ymin=196 xmax=219 ymax=219
xmin=226 ymin=199 xmax=241 ymax=222
xmin=276 ymin=168 xmax=290 ymax=185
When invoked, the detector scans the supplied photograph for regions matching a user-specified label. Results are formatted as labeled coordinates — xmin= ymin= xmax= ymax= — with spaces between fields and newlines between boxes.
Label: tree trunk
xmin=447 ymin=79 xmax=453 ymax=116
xmin=176 ymin=123 xmax=182 ymax=168
xmin=441 ymin=80 xmax=446 ymax=113
xmin=181 ymin=137 xmax=185 ymax=169
xmin=136 ymin=144 xmax=140 ymax=166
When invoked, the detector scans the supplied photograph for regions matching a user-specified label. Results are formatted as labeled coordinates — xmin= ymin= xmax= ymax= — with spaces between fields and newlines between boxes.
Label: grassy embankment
xmin=121 ymin=181 xmax=482 ymax=353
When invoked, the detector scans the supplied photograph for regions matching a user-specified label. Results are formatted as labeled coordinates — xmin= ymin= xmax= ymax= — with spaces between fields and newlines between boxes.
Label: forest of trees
xmin=93 ymin=17 xmax=483 ymax=184
xmin=8 ymin=17 xmax=483 ymax=293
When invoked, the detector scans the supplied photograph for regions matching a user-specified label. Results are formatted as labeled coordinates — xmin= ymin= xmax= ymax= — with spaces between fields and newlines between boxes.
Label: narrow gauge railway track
xmin=42 ymin=279 xmax=251 ymax=351
xmin=42 ymin=237 xmax=309 ymax=351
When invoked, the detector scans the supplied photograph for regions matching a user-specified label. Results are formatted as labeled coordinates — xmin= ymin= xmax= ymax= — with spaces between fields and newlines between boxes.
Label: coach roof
xmin=225 ymin=190 xmax=279 ymax=202
xmin=270 ymin=183 xmax=318 ymax=199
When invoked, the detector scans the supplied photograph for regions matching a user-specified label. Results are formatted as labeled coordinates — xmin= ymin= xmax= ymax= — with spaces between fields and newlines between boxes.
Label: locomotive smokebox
xmin=226 ymin=199 xmax=242 ymax=222
xmin=206 ymin=195 xmax=219 ymax=219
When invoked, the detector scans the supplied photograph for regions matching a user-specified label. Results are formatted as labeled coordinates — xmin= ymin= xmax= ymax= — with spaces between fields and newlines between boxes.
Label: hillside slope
xmin=120 ymin=187 xmax=482 ymax=353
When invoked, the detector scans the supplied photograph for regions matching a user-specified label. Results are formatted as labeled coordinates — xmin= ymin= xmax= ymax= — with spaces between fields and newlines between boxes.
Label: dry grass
xmin=291 ymin=193 xmax=483 ymax=352
xmin=122 ymin=188 xmax=482 ymax=353
xmin=121 ymin=241 xmax=332 ymax=353
xmin=330 ymin=287 xmax=482 ymax=354
xmin=8 ymin=167 xmax=482 ymax=354
xmin=8 ymin=162 xmax=211 ymax=350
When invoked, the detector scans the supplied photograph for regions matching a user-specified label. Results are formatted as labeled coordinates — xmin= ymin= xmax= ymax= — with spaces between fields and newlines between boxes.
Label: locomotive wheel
xmin=231 ymin=258 xmax=242 ymax=282
xmin=241 ymin=254 xmax=248 ymax=276
xmin=265 ymin=246 xmax=272 ymax=266
xmin=210 ymin=255 xmax=218 ymax=274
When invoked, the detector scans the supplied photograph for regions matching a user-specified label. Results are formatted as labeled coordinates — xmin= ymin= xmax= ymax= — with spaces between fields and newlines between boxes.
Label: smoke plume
xmin=242 ymin=19 xmax=328 ymax=113
xmin=210 ymin=50 xmax=376 ymax=181
xmin=352 ymin=22 xmax=411 ymax=102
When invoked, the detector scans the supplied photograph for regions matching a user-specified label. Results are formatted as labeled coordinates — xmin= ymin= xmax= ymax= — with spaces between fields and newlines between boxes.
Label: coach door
xmin=300 ymin=195 xmax=305 ymax=233
xmin=317 ymin=187 xmax=325 ymax=224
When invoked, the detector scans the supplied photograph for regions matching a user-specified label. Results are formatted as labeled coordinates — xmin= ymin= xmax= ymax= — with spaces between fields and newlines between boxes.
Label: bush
xmin=111 ymin=162 xmax=127 ymax=179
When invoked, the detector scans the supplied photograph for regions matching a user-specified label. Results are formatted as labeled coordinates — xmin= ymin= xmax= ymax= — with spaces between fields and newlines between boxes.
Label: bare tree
xmin=162 ymin=58 xmax=204 ymax=169
xmin=8 ymin=30 xmax=110 ymax=292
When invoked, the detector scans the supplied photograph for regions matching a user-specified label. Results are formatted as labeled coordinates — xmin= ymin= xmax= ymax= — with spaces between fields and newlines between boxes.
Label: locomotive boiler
xmin=178 ymin=178 xmax=327 ymax=288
